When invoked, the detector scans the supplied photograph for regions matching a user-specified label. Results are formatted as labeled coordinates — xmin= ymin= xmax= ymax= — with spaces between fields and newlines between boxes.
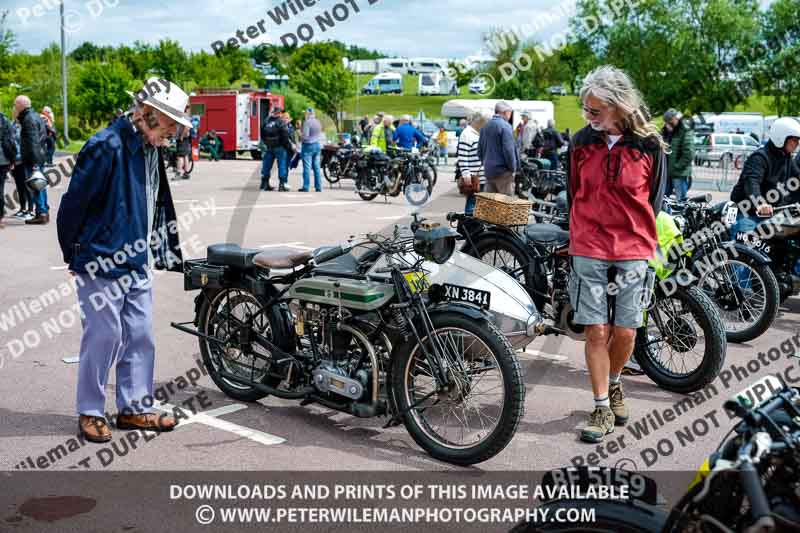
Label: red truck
xmin=189 ymin=88 xmax=285 ymax=160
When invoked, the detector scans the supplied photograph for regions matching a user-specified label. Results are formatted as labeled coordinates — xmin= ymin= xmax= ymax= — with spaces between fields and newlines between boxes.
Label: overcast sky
xmin=8 ymin=0 xmax=581 ymax=58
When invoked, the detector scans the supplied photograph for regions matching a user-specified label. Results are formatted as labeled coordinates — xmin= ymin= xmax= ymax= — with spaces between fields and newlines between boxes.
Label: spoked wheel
xmin=391 ymin=313 xmax=524 ymax=465
xmin=471 ymin=237 xmax=532 ymax=288
xmin=697 ymin=256 xmax=779 ymax=343
xmin=323 ymin=156 xmax=341 ymax=184
xmin=197 ymin=288 xmax=285 ymax=401
xmin=185 ymin=157 xmax=194 ymax=174
xmin=634 ymin=285 xmax=726 ymax=394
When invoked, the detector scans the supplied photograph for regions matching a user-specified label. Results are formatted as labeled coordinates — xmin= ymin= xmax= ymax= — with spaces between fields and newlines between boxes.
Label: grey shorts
xmin=568 ymin=256 xmax=655 ymax=329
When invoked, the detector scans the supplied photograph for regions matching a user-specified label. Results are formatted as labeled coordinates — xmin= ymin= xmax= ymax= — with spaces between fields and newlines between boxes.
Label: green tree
xmin=290 ymin=62 xmax=355 ymax=131
xmin=0 ymin=10 xmax=17 ymax=87
xmin=483 ymin=30 xmax=548 ymax=99
xmin=287 ymin=42 xmax=343 ymax=75
xmin=150 ymin=39 xmax=188 ymax=84
xmin=759 ymin=0 xmax=800 ymax=115
xmin=74 ymin=60 xmax=133 ymax=126
xmin=572 ymin=0 xmax=760 ymax=115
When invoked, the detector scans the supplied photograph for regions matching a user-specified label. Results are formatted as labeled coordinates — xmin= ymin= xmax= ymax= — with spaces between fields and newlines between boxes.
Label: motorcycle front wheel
xmin=634 ymin=285 xmax=726 ymax=394
xmin=391 ymin=312 xmax=524 ymax=465
xmin=696 ymin=255 xmax=780 ymax=343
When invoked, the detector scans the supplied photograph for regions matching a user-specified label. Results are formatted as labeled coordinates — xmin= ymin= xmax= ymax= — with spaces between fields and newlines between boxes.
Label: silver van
xmin=695 ymin=133 xmax=761 ymax=167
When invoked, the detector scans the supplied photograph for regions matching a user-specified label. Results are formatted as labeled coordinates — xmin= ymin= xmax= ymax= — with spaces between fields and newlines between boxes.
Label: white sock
xmin=594 ymin=395 xmax=610 ymax=408
xmin=609 ymin=373 xmax=621 ymax=385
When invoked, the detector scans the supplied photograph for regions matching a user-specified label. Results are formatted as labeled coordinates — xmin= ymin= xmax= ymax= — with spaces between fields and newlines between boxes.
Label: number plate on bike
xmin=404 ymin=272 xmax=431 ymax=294
xmin=540 ymin=467 xmax=658 ymax=505
xmin=724 ymin=205 xmax=739 ymax=226
xmin=442 ymin=284 xmax=491 ymax=309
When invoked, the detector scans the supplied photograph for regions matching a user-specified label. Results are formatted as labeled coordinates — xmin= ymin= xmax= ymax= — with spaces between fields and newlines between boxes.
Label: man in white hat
xmin=57 ymin=77 xmax=191 ymax=443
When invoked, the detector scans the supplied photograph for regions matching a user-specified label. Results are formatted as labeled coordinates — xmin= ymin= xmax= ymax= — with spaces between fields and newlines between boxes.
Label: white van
xmin=700 ymin=112 xmax=766 ymax=139
xmin=418 ymin=72 xmax=458 ymax=96
xmin=408 ymin=58 xmax=449 ymax=75
xmin=362 ymin=72 xmax=403 ymax=95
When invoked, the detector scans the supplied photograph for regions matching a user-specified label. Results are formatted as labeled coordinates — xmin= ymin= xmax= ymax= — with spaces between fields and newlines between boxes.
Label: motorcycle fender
xmin=425 ymin=301 xmax=493 ymax=323
xmin=691 ymin=241 xmax=771 ymax=270
xmin=459 ymin=226 xmax=525 ymax=258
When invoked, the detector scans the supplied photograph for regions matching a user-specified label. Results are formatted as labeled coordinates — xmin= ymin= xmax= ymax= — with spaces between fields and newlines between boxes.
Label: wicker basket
xmin=473 ymin=193 xmax=532 ymax=226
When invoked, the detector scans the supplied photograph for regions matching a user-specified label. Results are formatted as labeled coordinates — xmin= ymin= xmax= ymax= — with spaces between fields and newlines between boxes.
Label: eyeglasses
xmin=583 ymin=106 xmax=603 ymax=118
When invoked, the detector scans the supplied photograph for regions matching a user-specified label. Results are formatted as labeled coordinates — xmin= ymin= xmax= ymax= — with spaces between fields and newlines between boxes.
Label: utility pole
xmin=60 ymin=2 xmax=69 ymax=144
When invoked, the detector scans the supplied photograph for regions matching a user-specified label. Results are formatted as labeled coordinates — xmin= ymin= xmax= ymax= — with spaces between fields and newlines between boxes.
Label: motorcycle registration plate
xmin=540 ymin=467 xmax=658 ymax=505
xmin=404 ymin=272 xmax=431 ymax=294
xmin=442 ymin=283 xmax=491 ymax=309
xmin=724 ymin=206 xmax=739 ymax=226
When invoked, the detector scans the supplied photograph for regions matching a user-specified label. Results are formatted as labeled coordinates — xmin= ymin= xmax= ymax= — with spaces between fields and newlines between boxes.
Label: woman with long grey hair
xmin=565 ymin=65 xmax=667 ymax=444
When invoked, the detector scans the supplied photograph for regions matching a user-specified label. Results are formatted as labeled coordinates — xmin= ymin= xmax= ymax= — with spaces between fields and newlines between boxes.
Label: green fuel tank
xmin=287 ymin=276 xmax=395 ymax=311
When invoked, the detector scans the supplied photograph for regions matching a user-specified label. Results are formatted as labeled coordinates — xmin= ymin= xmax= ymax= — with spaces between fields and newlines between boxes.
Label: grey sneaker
xmin=580 ymin=406 xmax=615 ymax=443
xmin=609 ymin=382 xmax=629 ymax=425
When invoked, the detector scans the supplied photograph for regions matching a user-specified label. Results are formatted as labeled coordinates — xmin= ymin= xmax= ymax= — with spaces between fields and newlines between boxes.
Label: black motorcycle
xmin=515 ymin=157 xmax=566 ymax=202
xmin=516 ymin=379 xmax=800 ymax=532
xmin=171 ymin=219 xmax=524 ymax=465
xmin=321 ymin=143 xmax=357 ymax=185
xmin=666 ymin=194 xmax=780 ymax=343
xmin=733 ymin=203 xmax=800 ymax=303
xmin=449 ymin=198 xmax=726 ymax=394
xmin=355 ymin=148 xmax=434 ymax=205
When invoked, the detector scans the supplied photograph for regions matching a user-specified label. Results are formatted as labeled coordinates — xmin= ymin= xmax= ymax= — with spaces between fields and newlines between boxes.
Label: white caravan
xmin=441 ymin=99 xmax=555 ymax=131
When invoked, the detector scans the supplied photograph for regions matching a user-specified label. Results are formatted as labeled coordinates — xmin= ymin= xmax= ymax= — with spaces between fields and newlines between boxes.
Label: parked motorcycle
xmin=171 ymin=219 xmax=529 ymax=465
xmin=449 ymin=199 xmax=726 ymax=394
xmin=516 ymin=377 xmax=800 ymax=532
xmin=666 ymin=193 xmax=780 ymax=343
xmin=355 ymin=148 xmax=434 ymax=206
xmin=515 ymin=157 xmax=567 ymax=202
xmin=733 ymin=203 xmax=800 ymax=303
xmin=321 ymin=143 xmax=358 ymax=185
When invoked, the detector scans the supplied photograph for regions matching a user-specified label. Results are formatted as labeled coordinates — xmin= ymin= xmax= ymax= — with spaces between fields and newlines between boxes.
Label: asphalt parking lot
xmin=1 ymin=156 xmax=799 ymax=475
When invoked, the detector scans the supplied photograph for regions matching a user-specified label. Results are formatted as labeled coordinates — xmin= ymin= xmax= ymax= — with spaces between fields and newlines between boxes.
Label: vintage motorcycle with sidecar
xmin=171 ymin=217 xmax=542 ymax=465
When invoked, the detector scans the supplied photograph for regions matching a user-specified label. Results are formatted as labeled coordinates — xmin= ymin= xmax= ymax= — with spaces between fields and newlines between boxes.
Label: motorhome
xmin=700 ymin=112 xmax=766 ymax=139
xmin=348 ymin=59 xmax=378 ymax=74
xmin=362 ymin=72 xmax=404 ymax=95
xmin=377 ymin=58 xmax=409 ymax=74
xmin=418 ymin=71 xmax=458 ymax=96
xmin=408 ymin=58 xmax=450 ymax=75
xmin=441 ymin=99 xmax=555 ymax=131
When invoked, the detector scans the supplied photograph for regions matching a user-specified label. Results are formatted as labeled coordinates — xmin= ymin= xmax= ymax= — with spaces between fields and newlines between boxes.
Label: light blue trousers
xmin=75 ymin=272 xmax=155 ymax=417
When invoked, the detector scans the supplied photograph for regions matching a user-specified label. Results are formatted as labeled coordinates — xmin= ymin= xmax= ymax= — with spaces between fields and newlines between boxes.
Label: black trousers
xmin=11 ymin=164 xmax=31 ymax=213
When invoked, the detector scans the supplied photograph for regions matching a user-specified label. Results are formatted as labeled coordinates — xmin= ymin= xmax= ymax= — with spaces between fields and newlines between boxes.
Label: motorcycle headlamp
xmin=413 ymin=222 xmax=457 ymax=264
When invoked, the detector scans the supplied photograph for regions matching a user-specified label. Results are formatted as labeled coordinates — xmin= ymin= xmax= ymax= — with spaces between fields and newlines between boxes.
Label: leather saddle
xmin=207 ymin=243 xmax=261 ymax=268
xmin=524 ymin=223 xmax=570 ymax=247
xmin=253 ymin=247 xmax=313 ymax=269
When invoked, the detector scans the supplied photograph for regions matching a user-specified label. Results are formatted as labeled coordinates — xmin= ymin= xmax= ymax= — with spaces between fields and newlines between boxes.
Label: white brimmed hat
xmin=126 ymin=77 xmax=192 ymax=128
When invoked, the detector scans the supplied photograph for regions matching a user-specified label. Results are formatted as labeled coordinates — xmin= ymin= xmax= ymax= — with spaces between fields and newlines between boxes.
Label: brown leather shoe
xmin=78 ymin=415 xmax=112 ymax=443
xmin=116 ymin=412 xmax=177 ymax=432
xmin=25 ymin=213 xmax=49 ymax=225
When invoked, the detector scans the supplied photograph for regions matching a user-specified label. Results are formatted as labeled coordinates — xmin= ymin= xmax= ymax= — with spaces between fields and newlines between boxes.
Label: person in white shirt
xmin=458 ymin=110 xmax=491 ymax=214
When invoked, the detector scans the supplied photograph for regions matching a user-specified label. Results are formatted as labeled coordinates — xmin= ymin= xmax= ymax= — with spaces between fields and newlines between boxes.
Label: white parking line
xmin=50 ymin=266 xmax=69 ymax=270
xmin=154 ymin=402 xmax=285 ymax=446
xmin=259 ymin=242 xmax=315 ymax=251
xmin=523 ymin=349 xmax=568 ymax=361
xmin=213 ymin=200 xmax=364 ymax=211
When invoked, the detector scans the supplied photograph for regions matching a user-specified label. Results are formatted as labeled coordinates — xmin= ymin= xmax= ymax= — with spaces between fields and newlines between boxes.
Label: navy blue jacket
xmin=57 ymin=117 xmax=183 ymax=279
xmin=393 ymin=123 xmax=427 ymax=150
xmin=478 ymin=115 xmax=519 ymax=179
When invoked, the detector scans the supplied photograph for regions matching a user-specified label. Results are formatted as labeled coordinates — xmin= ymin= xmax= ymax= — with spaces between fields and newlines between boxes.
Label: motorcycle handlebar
xmin=446 ymin=212 xmax=466 ymax=222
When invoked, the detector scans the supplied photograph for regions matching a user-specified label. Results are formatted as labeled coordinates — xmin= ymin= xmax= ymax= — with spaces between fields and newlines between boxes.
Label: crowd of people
xmin=0 ymin=95 xmax=57 ymax=228
xmin=258 ymin=106 xmax=324 ymax=192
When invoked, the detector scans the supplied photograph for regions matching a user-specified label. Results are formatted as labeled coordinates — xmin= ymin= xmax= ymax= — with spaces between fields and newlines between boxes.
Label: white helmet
xmin=768 ymin=117 xmax=800 ymax=148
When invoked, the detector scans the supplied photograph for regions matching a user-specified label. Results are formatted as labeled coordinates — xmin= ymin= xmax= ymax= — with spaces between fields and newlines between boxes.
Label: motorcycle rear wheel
xmin=391 ymin=312 xmax=524 ymax=465
xmin=323 ymin=156 xmax=341 ymax=184
xmin=197 ymin=288 xmax=289 ymax=402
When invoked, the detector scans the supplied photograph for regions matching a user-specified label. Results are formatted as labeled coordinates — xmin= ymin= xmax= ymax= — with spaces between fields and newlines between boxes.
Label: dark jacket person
xmin=56 ymin=77 xmax=189 ymax=445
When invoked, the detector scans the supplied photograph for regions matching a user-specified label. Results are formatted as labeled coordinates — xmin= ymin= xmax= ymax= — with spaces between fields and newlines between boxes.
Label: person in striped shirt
xmin=458 ymin=110 xmax=491 ymax=215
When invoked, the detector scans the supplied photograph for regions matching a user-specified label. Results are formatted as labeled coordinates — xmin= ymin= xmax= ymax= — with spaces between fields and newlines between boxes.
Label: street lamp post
xmin=60 ymin=2 xmax=69 ymax=144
